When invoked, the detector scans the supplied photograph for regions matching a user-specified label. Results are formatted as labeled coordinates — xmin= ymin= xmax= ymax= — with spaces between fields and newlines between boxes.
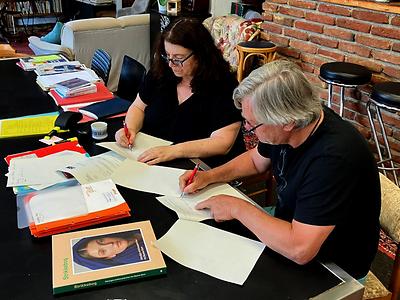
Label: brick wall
xmin=261 ymin=0 xmax=400 ymax=162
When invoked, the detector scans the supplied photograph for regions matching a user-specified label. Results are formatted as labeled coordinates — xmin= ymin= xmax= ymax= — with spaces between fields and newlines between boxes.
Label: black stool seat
xmin=238 ymin=40 xmax=276 ymax=49
xmin=320 ymin=62 xmax=371 ymax=85
xmin=371 ymin=82 xmax=400 ymax=108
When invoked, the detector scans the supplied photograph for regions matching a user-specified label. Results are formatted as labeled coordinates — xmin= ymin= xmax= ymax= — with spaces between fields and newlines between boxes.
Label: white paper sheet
xmin=154 ymin=219 xmax=265 ymax=285
xmin=111 ymin=159 xmax=185 ymax=196
xmin=7 ymin=151 xmax=86 ymax=187
xmin=98 ymin=132 xmax=172 ymax=161
xmin=156 ymin=183 xmax=258 ymax=221
xmin=59 ymin=151 xmax=125 ymax=184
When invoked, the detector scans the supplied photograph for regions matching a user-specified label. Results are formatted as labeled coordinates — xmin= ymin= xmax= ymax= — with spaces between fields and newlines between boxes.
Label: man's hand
xmin=179 ymin=170 xmax=210 ymax=194
xmin=137 ymin=145 xmax=177 ymax=165
xmin=195 ymin=195 xmax=248 ymax=222
xmin=115 ymin=128 xmax=136 ymax=149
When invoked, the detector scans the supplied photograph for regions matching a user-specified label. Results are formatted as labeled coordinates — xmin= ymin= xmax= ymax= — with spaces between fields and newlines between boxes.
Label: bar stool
xmin=319 ymin=62 xmax=372 ymax=117
xmin=367 ymin=82 xmax=400 ymax=186
xmin=236 ymin=40 xmax=277 ymax=82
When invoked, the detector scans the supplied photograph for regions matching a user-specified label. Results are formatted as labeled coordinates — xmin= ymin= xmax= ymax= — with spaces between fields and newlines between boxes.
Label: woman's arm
xmin=115 ymin=96 xmax=147 ymax=148
xmin=137 ymin=121 xmax=241 ymax=164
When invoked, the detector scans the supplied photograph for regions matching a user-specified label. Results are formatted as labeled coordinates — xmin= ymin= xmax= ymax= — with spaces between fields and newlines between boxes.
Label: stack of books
xmin=18 ymin=54 xmax=68 ymax=71
xmin=54 ymin=77 xmax=97 ymax=98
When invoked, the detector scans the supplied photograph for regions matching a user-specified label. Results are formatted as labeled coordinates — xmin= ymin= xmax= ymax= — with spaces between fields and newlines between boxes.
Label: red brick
xmin=352 ymin=10 xmax=389 ymax=24
xmin=262 ymin=12 xmax=274 ymax=22
xmin=391 ymin=16 xmax=400 ymax=26
xmin=338 ymin=41 xmax=371 ymax=57
xmin=372 ymin=50 xmax=400 ymax=66
xmin=318 ymin=3 xmax=351 ymax=17
xmin=299 ymin=62 xmax=315 ymax=73
xmin=305 ymin=72 xmax=325 ymax=88
xmin=290 ymin=39 xmax=318 ymax=54
xmin=284 ymin=28 xmax=308 ymax=40
xmin=278 ymin=47 xmax=300 ymax=59
xmin=383 ymin=65 xmax=400 ymax=79
xmin=294 ymin=20 xmax=323 ymax=33
xmin=262 ymin=22 xmax=283 ymax=34
xmin=355 ymin=34 xmax=391 ymax=50
xmin=336 ymin=18 xmax=371 ymax=33
xmin=268 ymin=33 xmax=290 ymax=47
xmin=279 ymin=6 xmax=305 ymax=18
xmin=323 ymin=27 xmax=354 ymax=41
xmin=371 ymin=74 xmax=390 ymax=84
xmin=393 ymin=43 xmax=400 ymax=53
xmin=300 ymin=53 xmax=315 ymax=64
xmin=314 ymin=55 xmax=332 ymax=67
xmin=371 ymin=25 xmax=400 ymax=40
xmin=305 ymin=11 xmax=335 ymax=25
xmin=288 ymin=0 xmax=317 ymax=10
xmin=268 ymin=0 xmax=287 ymax=4
xmin=317 ymin=48 xmax=344 ymax=61
xmin=273 ymin=15 xmax=295 ymax=27
xmin=309 ymin=35 xmax=338 ymax=48
xmin=263 ymin=3 xmax=279 ymax=12
xmin=345 ymin=56 xmax=383 ymax=73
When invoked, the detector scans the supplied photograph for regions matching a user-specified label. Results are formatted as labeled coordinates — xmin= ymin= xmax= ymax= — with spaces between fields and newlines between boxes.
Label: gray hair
xmin=233 ymin=60 xmax=321 ymax=128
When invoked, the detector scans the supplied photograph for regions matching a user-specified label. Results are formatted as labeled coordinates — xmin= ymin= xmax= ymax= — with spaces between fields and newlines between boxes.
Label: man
xmin=179 ymin=60 xmax=381 ymax=280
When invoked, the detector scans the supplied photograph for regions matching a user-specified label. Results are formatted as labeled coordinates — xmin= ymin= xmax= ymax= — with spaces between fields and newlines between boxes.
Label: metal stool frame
xmin=367 ymin=98 xmax=400 ymax=186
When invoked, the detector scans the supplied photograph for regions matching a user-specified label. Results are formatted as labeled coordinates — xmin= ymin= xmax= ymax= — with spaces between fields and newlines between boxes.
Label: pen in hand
xmin=123 ymin=121 xmax=132 ymax=150
xmin=180 ymin=163 xmax=200 ymax=198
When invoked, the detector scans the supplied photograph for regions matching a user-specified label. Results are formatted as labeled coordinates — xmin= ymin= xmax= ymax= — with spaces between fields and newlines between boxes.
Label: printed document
xmin=98 ymin=132 xmax=172 ymax=161
xmin=111 ymin=159 xmax=185 ymax=196
xmin=154 ymin=219 xmax=265 ymax=285
xmin=156 ymin=183 xmax=259 ymax=221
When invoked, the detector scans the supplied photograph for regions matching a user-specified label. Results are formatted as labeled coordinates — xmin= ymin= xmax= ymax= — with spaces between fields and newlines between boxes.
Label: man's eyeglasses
xmin=242 ymin=119 xmax=263 ymax=134
xmin=161 ymin=52 xmax=194 ymax=67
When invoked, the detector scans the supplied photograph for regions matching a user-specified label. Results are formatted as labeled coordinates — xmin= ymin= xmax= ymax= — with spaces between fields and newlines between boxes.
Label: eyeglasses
xmin=161 ymin=52 xmax=194 ymax=67
xmin=242 ymin=119 xmax=263 ymax=134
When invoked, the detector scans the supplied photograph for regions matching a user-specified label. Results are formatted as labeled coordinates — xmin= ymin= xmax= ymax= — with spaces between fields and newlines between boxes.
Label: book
xmin=19 ymin=54 xmax=68 ymax=71
xmin=36 ymin=69 xmax=100 ymax=91
xmin=79 ymin=97 xmax=132 ymax=120
xmin=56 ymin=83 xmax=97 ymax=98
xmin=52 ymin=221 xmax=166 ymax=294
xmin=49 ymin=82 xmax=114 ymax=106
xmin=62 ymin=103 xmax=127 ymax=123
xmin=34 ymin=61 xmax=86 ymax=76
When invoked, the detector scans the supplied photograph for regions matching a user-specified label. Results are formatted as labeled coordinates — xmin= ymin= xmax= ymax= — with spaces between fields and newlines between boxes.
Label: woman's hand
xmin=137 ymin=145 xmax=178 ymax=165
xmin=115 ymin=128 xmax=136 ymax=149
xmin=179 ymin=170 xmax=210 ymax=194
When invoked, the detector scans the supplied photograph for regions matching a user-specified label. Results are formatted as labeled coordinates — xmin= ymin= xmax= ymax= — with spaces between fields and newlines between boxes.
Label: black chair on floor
xmin=115 ymin=55 xmax=146 ymax=102
xmin=91 ymin=49 xmax=112 ymax=85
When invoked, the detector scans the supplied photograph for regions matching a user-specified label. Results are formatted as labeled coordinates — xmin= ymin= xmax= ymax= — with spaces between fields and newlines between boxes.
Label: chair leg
xmin=327 ymin=83 xmax=333 ymax=108
xmin=339 ymin=86 xmax=345 ymax=117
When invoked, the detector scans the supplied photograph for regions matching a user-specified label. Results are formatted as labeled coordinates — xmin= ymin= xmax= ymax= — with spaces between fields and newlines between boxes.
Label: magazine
xmin=52 ymin=221 xmax=166 ymax=294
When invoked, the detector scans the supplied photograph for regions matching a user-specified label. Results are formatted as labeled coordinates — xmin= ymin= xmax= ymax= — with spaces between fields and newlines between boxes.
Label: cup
xmin=91 ymin=121 xmax=108 ymax=140
xmin=158 ymin=0 xmax=167 ymax=12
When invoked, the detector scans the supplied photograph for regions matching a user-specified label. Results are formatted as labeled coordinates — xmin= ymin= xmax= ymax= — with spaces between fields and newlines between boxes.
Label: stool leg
xmin=237 ymin=49 xmax=245 ymax=82
xmin=339 ymin=86 xmax=345 ymax=117
xmin=327 ymin=84 xmax=333 ymax=108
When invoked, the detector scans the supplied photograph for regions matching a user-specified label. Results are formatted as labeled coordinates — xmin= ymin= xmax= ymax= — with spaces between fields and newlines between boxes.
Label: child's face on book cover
xmin=86 ymin=237 xmax=129 ymax=259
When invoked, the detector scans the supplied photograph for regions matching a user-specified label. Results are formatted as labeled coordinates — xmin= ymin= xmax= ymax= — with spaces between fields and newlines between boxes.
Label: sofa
xmin=28 ymin=14 xmax=150 ymax=92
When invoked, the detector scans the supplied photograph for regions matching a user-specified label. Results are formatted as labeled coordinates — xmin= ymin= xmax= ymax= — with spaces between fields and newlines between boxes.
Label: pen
xmin=180 ymin=163 xmax=200 ymax=198
xmin=123 ymin=121 xmax=132 ymax=150
xmin=53 ymin=137 xmax=78 ymax=145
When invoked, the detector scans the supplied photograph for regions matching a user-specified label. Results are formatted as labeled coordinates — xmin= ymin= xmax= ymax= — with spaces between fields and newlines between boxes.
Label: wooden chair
xmin=363 ymin=173 xmax=400 ymax=300
xmin=91 ymin=48 xmax=112 ymax=85
xmin=115 ymin=55 xmax=146 ymax=102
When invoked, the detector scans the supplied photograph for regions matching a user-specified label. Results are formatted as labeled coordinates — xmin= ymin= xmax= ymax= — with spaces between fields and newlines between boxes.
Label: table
xmin=0 ymin=59 xmax=364 ymax=299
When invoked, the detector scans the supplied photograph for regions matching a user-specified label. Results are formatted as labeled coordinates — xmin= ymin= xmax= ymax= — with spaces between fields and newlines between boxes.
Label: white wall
xmin=209 ymin=0 xmax=234 ymax=16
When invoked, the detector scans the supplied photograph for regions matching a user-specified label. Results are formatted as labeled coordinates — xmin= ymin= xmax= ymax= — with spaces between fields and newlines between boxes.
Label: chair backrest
xmin=91 ymin=49 xmax=112 ymax=85
xmin=364 ymin=173 xmax=400 ymax=300
xmin=115 ymin=55 xmax=146 ymax=101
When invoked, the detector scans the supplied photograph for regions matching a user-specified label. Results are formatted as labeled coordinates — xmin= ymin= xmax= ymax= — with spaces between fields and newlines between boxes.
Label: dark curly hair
xmin=151 ymin=18 xmax=232 ymax=93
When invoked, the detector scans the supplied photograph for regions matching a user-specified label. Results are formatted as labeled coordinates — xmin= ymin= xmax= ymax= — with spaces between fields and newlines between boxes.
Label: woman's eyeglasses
xmin=242 ymin=119 xmax=263 ymax=134
xmin=161 ymin=52 xmax=193 ymax=67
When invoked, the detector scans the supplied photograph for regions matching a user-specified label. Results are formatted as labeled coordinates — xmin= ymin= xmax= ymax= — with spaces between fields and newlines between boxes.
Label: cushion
xmin=379 ymin=173 xmax=400 ymax=243
xmin=41 ymin=21 xmax=63 ymax=44
xmin=363 ymin=271 xmax=391 ymax=299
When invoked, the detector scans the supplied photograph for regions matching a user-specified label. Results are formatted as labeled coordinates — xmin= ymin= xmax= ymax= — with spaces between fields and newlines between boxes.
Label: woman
xmin=115 ymin=18 xmax=244 ymax=167
xmin=72 ymin=230 xmax=148 ymax=270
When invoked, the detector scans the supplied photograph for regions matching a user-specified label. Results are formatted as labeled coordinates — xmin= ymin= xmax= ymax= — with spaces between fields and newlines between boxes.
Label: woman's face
xmin=85 ymin=237 xmax=129 ymax=259
xmin=164 ymin=41 xmax=197 ymax=78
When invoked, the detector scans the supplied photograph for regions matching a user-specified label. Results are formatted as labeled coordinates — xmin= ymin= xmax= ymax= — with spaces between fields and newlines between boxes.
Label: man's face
xmin=242 ymin=96 xmax=290 ymax=145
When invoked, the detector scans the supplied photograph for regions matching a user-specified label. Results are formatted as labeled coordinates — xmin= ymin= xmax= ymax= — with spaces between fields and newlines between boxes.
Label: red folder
xmin=49 ymin=82 xmax=114 ymax=106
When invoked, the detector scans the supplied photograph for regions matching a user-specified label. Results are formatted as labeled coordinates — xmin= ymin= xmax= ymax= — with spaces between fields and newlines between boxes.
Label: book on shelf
xmin=34 ymin=61 xmax=86 ymax=76
xmin=52 ymin=220 xmax=166 ymax=294
xmin=19 ymin=54 xmax=68 ymax=71
xmin=49 ymin=82 xmax=114 ymax=106
xmin=79 ymin=97 xmax=132 ymax=120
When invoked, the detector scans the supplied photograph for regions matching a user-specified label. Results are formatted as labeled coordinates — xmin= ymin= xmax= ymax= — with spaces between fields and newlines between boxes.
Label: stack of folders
xmin=4 ymin=141 xmax=131 ymax=237
xmin=54 ymin=77 xmax=97 ymax=98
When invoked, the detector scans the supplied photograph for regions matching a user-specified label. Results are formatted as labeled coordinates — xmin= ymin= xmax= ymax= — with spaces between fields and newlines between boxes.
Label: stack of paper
xmin=36 ymin=69 xmax=100 ymax=91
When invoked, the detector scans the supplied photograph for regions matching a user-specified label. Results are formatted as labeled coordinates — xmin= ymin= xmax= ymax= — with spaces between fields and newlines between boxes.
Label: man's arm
xmin=196 ymin=196 xmax=334 ymax=265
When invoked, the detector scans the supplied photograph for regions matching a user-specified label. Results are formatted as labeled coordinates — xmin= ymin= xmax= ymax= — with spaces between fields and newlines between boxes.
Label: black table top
xmin=0 ymin=59 xmax=345 ymax=300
